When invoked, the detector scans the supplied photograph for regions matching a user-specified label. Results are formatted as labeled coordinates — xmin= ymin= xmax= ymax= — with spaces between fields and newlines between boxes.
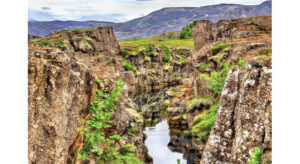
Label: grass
xmin=191 ymin=103 xmax=219 ymax=141
xmin=119 ymin=38 xmax=194 ymax=50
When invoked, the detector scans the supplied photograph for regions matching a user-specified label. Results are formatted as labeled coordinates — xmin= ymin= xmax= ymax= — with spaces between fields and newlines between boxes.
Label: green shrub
xmin=211 ymin=43 xmax=231 ymax=54
xmin=191 ymin=103 xmax=219 ymax=141
xmin=123 ymin=60 xmax=133 ymax=71
xmin=180 ymin=23 xmax=194 ymax=39
xmin=200 ymin=64 xmax=230 ymax=95
xmin=78 ymin=80 xmax=143 ymax=163
xmin=248 ymin=147 xmax=262 ymax=164
xmin=33 ymin=39 xmax=51 ymax=46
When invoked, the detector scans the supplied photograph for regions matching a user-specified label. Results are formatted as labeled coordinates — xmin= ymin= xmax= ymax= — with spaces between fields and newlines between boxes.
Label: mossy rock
xmin=125 ymin=107 xmax=143 ymax=123
xmin=186 ymin=96 xmax=212 ymax=112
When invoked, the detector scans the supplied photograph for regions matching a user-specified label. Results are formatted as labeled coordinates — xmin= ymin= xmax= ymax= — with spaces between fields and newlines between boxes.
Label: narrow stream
xmin=144 ymin=119 xmax=187 ymax=164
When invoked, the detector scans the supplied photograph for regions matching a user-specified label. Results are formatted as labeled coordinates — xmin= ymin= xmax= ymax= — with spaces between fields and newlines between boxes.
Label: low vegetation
xmin=248 ymin=147 xmax=262 ymax=164
xmin=199 ymin=64 xmax=210 ymax=71
xmin=192 ymin=103 xmax=219 ymax=141
xmin=160 ymin=46 xmax=171 ymax=63
xmin=211 ymin=43 xmax=231 ymax=54
xmin=122 ymin=60 xmax=134 ymax=71
xmin=77 ymin=80 xmax=143 ymax=163
xmin=237 ymin=58 xmax=246 ymax=70
xmin=186 ymin=96 xmax=212 ymax=112
xmin=200 ymin=64 xmax=230 ymax=95
xmin=33 ymin=38 xmax=66 ymax=50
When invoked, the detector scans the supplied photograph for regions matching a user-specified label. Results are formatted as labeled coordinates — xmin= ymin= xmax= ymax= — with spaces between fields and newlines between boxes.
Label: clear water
xmin=144 ymin=119 xmax=187 ymax=164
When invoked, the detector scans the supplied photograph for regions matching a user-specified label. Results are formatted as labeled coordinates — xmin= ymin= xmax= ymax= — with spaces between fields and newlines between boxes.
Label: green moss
xmin=166 ymin=87 xmax=176 ymax=96
xmin=211 ymin=43 xmax=231 ymax=54
xmin=163 ymin=63 xmax=170 ymax=71
xmin=144 ymin=56 xmax=151 ymax=62
xmin=125 ymin=108 xmax=143 ymax=123
xmin=186 ymin=96 xmax=212 ymax=112
xmin=199 ymin=64 xmax=210 ymax=71
xmin=191 ymin=103 xmax=219 ymax=141
xmin=248 ymin=147 xmax=262 ymax=164
xmin=260 ymin=49 xmax=272 ymax=55
xmin=84 ymin=36 xmax=93 ymax=50
xmin=172 ymin=72 xmax=178 ymax=77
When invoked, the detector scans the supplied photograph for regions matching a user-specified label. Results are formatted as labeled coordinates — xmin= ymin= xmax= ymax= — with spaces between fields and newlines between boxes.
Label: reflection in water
xmin=144 ymin=119 xmax=187 ymax=164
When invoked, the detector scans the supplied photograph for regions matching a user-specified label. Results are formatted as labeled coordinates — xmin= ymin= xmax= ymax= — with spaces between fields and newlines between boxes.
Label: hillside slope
xmin=29 ymin=0 xmax=271 ymax=39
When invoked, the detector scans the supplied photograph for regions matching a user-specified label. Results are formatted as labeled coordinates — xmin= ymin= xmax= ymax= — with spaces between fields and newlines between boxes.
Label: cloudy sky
xmin=28 ymin=0 xmax=268 ymax=22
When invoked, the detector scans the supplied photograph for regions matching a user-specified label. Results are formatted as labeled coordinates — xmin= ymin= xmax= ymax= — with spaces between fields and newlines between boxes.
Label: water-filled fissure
xmin=144 ymin=119 xmax=187 ymax=164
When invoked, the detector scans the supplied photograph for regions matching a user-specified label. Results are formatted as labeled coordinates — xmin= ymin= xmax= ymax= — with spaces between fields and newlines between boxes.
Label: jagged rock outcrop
xmin=28 ymin=27 xmax=148 ymax=164
xmin=200 ymin=58 xmax=272 ymax=164
xmin=193 ymin=16 xmax=271 ymax=50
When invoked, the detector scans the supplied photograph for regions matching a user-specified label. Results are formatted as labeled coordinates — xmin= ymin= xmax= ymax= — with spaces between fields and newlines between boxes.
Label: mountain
xmin=28 ymin=0 xmax=271 ymax=39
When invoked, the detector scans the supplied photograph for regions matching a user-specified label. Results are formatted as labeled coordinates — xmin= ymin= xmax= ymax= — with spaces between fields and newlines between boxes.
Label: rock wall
xmin=200 ymin=58 xmax=272 ymax=164
xmin=28 ymin=27 xmax=149 ymax=164
xmin=193 ymin=16 xmax=272 ymax=50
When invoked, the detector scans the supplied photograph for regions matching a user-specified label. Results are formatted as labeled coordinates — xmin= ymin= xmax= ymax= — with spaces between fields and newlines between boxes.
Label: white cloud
xmin=28 ymin=0 xmax=268 ymax=22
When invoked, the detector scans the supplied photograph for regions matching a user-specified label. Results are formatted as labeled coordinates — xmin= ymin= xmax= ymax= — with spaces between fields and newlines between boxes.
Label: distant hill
xmin=28 ymin=0 xmax=271 ymax=39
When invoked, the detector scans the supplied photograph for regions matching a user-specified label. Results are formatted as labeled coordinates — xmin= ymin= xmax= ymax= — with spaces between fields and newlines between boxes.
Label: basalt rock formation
xmin=200 ymin=59 xmax=272 ymax=164
xmin=28 ymin=16 xmax=272 ymax=164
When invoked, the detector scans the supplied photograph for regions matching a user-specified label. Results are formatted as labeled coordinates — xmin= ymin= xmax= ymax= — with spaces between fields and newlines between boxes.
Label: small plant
xmin=199 ymin=64 xmax=210 ymax=71
xmin=160 ymin=46 xmax=171 ymax=63
xmin=130 ymin=124 xmax=138 ymax=133
xmin=192 ymin=103 xmax=219 ymax=141
xmin=107 ymin=62 xmax=113 ymax=66
xmin=200 ymin=64 xmax=230 ymax=95
xmin=211 ymin=43 xmax=231 ymax=54
xmin=180 ymin=23 xmax=194 ymax=39
xmin=248 ymin=147 xmax=262 ymax=164
xmin=97 ymin=51 xmax=101 ymax=56
xmin=172 ymin=72 xmax=178 ymax=77
xmin=237 ymin=58 xmax=246 ymax=70
xmin=123 ymin=60 xmax=133 ymax=71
